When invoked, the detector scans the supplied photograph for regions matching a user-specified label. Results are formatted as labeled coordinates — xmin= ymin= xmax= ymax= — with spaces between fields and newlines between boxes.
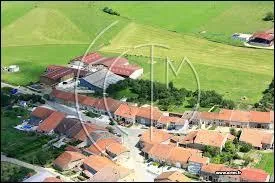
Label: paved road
xmin=1 ymin=82 xmax=42 ymax=96
xmin=1 ymin=154 xmax=72 ymax=182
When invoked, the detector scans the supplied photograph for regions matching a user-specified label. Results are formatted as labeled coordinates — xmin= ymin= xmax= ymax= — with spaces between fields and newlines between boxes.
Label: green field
xmin=255 ymin=152 xmax=274 ymax=175
xmin=1 ymin=114 xmax=63 ymax=166
xmin=1 ymin=1 xmax=274 ymax=104
xmin=1 ymin=162 xmax=35 ymax=182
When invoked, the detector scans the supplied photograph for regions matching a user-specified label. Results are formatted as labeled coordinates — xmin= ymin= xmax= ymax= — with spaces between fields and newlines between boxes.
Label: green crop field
xmin=1 ymin=1 xmax=274 ymax=104
xmin=100 ymin=23 xmax=274 ymax=103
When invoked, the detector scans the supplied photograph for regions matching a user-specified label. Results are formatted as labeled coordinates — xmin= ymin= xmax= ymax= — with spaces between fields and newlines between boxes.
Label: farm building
xmin=109 ymin=64 xmax=143 ymax=79
xmin=40 ymin=67 xmax=75 ymax=86
xmin=70 ymin=52 xmax=103 ymax=69
xmin=248 ymin=32 xmax=274 ymax=47
xmin=79 ymin=68 xmax=124 ymax=92
xmin=46 ymin=65 xmax=88 ymax=78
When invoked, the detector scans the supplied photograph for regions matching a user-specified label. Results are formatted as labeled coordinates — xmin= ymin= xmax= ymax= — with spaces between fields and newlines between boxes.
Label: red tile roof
xmin=31 ymin=106 xmax=55 ymax=120
xmin=43 ymin=177 xmax=63 ymax=182
xmin=241 ymin=168 xmax=270 ymax=182
xmin=71 ymin=52 xmax=102 ymax=64
xmin=109 ymin=64 xmax=142 ymax=77
xmin=93 ymin=98 xmax=123 ymax=113
xmin=252 ymin=32 xmax=274 ymax=41
xmin=157 ymin=116 xmax=184 ymax=124
xmin=188 ymin=154 xmax=209 ymax=165
xmin=114 ymin=103 xmax=139 ymax=119
xmin=98 ymin=57 xmax=129 ymax=67
xmin=193 ymin=130 xmax=228 ymax=148
xmin=168 ymin=146 xmax=192 ymax=164
xmin=148 ymin=144 xmax=174 ymax=160
xmin=53 ymin=151 xmax=86 ymax=170
xmin=239 ymin=128 xmax=274 ymax=148
xmin=47 ymin=65 xmax=88 ymax=77
xmin=72 ymin=123 xmax=107 ymax=142
xmin=201 ymin=163 xmax=226 ymax=174
xmin=85 ymin=138 xmax=120 ymax=155
xmin=42 ymin=67 xmax=74 ymax=81
xmin=37 ymin=111 xmax=66 ymax=133
xmin=83 ymin=155 xmax=115 ymax=172
xmin=136 ymin=106 xmax=163 ymax=121
xmin=199 ymin=109 xmax=274 ymax=124
xmin=106 ymin=143 xmax=129 ymax=156
xmin=140 ymin=128 xmax=172 ymax=144
xmin=51 ymin=89 xmax=98 ymax=107
xmin=250 ymin=111 xmax=274 ymax=123
xmin=154 ymin=171 xmax=191 ymax=182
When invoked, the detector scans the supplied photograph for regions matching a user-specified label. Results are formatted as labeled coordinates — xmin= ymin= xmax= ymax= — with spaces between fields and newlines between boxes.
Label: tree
xmin=263 ymin=12 xmax=274 ymax=21
xmin=239 ymin=142 xmax=252 ymax=153
xmin=187 ymin=98 xmax=197 ymax=107
xmin=236 ymin=130 xmax=242 ymax=139
xmin=224 ymin=141 xmax=236 ymax=153
xmin=230 ymin=128 xmax=237 ymax=136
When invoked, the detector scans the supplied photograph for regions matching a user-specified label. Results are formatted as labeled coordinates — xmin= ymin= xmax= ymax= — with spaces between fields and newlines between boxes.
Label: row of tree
xmin=107 ymin=79 xmax=235 ymax=110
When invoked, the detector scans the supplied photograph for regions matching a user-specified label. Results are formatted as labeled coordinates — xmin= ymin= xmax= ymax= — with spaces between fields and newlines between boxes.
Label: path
xmin=1 ymin=82 xmax=42 ymax=96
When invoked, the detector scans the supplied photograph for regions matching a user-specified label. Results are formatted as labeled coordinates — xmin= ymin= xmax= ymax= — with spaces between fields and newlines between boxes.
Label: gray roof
xmin=81 ymin=68 xmax=124 ymax=89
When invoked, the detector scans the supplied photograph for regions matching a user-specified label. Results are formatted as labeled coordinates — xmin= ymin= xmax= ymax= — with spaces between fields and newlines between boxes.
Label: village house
xmin=91 ymin=97 xmax=123 ymax=117
xmin=156 ymin=115 xmax=185 ymax=130
xmin=154 ymin=171 xmax=191 ymax=182
xmin=50 ymin=89 xmax=98 ymax=111
xmin=200 ymin=163 xmax=228 ymax=182
xmin=54 ymin=117 xmax=112 ymax=147
xmin=29 ymin=106 xmax=55 ymax=126
xmin=114 ymin=103 xmax=139 ymax=124
xmin=88 ymin=164 xmax=133 ymax=182
xmin=144 ymin=143 xmax=207 ymax=170
xmin=179 ymin=130 xmax=229 ymax=152
xmin=138 ymin=128 xmax=172 ymax=149
xmin=239 ymin=128 xmax=274 ymax=150
xmin=240 ymin=168 xmax=270 ymax=182
xmin=82 ymin=155 xmax=115 ymax=174
xmin=185 ymin=109 xmax=274 ymax=129
xmin=135 ymin=106 xmax=163 ymax=126
xmin=36 ymin=111 xmax=66 ymax=134
xmin=83 ymin=138 xmax=121 ymax=156
xmin=53 ymin=151 xmax=86 ymax=171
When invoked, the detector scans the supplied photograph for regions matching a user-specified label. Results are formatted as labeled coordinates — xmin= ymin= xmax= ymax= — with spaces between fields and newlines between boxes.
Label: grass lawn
xmin=254 ymin=152 xmax=274 ymax=175
xmin=100 ymin=1 xmax=273 ymax=45
xmin=1 ymin=162 xmax=35 ymax=182
xmin=100 ymin=23 xmax=273 ymax=103
xmin=1 ymin=114 xmax=63 ymax=166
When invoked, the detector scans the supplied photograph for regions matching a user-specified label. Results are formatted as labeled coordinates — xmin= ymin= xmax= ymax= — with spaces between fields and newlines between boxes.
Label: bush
xmin=43 ymin=94 xmax=50 ymax=100
xmin=102 ymin=7 xmax=120 ymax=16
xmin=263 ymin=12 xmax=274 ymax=21
xmin=239 ymin=142 xmax=252 ymax=153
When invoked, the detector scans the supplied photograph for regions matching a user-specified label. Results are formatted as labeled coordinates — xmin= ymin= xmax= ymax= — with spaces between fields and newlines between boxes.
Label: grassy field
xmin=254 ymin=152 xmax=274 ymax=175
xmin=1 ymin=1 xmax=274 ymax=104
xmin=100 ymin=1 xmax=273 ymax=43
xmin=1 ymin=114 xmax=63 ymax=166
xmin=1 ymin=162 xmax=35 ymax=182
